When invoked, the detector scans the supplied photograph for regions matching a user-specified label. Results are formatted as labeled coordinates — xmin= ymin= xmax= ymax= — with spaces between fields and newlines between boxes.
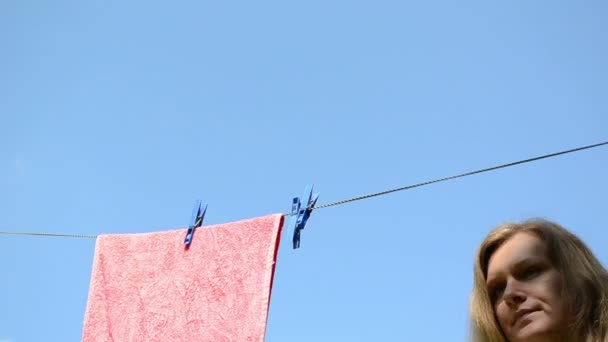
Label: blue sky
xmin=1 ymin=1 xmax=607 ymax=341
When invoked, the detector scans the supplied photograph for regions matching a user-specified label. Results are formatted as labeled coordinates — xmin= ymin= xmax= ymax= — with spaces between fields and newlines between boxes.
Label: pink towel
xmin=82 ymin=214 xmax=284 ymax=342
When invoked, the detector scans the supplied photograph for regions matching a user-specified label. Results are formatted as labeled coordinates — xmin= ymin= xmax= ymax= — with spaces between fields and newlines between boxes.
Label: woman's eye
xmin=489 ymin=285 xmax=504 ymax=302
xmin=521 ymin=266 xmax=541 ymax=279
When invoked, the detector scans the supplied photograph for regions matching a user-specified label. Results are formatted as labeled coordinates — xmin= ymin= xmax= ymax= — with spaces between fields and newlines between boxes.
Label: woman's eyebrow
xmin=511 ymin=257 xmax=545 ymax=269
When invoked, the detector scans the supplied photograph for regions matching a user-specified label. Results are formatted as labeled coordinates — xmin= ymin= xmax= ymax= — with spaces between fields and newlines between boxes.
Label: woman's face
xmin=486 ymin=232 xmax=569 ymax=342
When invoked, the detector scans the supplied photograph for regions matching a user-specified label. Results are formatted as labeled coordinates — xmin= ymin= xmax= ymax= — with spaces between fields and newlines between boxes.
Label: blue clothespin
xmin=184 ymin=200 xmax=207 ymax=248
xmin=291 ymin=185 xmax=320 ymax=249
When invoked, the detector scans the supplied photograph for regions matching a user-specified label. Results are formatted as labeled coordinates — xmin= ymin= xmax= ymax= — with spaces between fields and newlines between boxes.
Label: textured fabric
xmin=82 ymin=214 xmax=284 ymax=342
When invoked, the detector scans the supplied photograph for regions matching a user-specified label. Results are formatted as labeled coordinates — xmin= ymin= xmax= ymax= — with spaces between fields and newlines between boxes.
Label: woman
xmin=470 ymin=219 xmax=608 ymax=342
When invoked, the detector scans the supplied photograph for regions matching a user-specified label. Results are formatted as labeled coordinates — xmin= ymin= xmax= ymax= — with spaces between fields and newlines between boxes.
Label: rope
xmin=312 ymin=141 xmax=608 ymax=210
xmin=1 ymin=140 xmax=606 ymax=237
xmin=0 ymin=231 xmax=97 ymax=239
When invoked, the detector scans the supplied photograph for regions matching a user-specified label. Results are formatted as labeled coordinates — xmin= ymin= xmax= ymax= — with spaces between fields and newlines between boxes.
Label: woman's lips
xmin=513 ymin=308 xmax=539 ymax=326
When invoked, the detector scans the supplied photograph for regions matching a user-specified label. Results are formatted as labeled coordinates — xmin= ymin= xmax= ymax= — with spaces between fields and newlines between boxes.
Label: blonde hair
xmin=469 ymin=219 xmax=608 ymax=342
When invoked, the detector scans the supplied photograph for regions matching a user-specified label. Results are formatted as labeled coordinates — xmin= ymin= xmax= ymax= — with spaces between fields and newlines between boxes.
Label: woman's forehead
xmin=486 ymin=232 xmax=548 ymax=278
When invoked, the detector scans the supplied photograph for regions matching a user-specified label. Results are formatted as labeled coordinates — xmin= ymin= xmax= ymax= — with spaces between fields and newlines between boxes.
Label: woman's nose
xmin=503 ymin=279 xmax=526 ymax=307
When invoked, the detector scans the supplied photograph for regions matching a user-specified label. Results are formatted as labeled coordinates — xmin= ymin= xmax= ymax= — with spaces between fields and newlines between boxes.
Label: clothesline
xmin=1 ymin=140 xmax=606 ymax=239
xmin=0 ymin=231 xmax=98 ymax=239
xmin=312 ymin=140 xmax=608 ymax=210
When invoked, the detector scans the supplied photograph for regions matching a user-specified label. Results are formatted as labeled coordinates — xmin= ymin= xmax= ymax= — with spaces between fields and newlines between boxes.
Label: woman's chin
xmin=511 ymin=319 xmax=559 ymax=342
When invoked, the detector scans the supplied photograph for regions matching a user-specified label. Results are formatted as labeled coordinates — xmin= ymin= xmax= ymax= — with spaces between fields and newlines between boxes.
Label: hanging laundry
xmin=82 ymin=214 xmax=284 ymax=342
